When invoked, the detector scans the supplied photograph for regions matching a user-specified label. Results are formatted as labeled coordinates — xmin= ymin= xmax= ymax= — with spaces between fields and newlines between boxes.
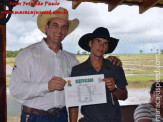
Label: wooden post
xmin=0 ymin=14 xmax=7 ymax=122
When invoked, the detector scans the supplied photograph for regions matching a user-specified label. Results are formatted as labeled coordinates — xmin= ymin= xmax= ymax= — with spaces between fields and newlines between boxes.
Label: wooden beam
xmin=0 ymin=13 xmax=7 ymax=122
xmin=72 ymin=0 xmax=81 ymax=9
xmin=139 ymin=0 xmax=160 ymax=14
xmin=31 ymin=0 xmax=39 ymax=7
xmin=108 ymin=0 xmax=125 ymax=12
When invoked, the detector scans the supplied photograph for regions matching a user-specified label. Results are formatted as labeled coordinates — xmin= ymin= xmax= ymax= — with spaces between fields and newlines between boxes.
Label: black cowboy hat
xmin=78 ymin=27 xmax=119 ymax=54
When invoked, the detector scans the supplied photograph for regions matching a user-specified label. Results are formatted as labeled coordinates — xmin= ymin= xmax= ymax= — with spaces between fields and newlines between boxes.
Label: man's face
xmin=150 ymin=87 xmax=163 ymax=107
xmin=89 ymin=38 xmax=109 ymax=58
xmin=45 ymin=18 xmax=69 ymax=45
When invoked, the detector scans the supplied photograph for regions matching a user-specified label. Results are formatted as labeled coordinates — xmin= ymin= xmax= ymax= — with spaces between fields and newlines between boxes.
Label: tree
xmin=139 ymin=50 xmax=143 ymax=54
xmin=6 ymin=48 xmax=23 ymax=58
xmin=82 ymin=51 xmax=87 ymax=55
xmin=151 ymin=49 xmax=153 ymax=54
xmin=161 ymin=49 xmax=163 ymax=54
xmin=77 ymin=50 xmax=80 ymax=55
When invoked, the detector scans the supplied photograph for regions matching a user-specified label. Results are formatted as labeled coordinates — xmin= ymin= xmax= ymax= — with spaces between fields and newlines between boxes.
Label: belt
xmin=22 ymin=105 xmax=66 ymax=118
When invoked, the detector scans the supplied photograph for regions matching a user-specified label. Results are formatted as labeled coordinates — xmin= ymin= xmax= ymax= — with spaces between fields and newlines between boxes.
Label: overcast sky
xmin=6 ymin=0 xmax=163 ymax=54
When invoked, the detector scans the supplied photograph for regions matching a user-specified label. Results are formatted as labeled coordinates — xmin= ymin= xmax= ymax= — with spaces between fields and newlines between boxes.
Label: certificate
xmin=64 ymin=74 xmax=106 ymax=107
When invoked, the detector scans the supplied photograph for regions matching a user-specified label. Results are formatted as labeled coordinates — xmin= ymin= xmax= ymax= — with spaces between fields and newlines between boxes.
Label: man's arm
xmin=9 ymin=50 xmax=48 ymax=100
xmin=69 ymin=107 xmax=79 ymax=122
xmin=112 ymin=87 xmax=128 ymax=100
xmin=103 ymin=78 xmax=128 ymax=100
xmin=9 ymin=50 xmax=66 ymax=100
xmin=137 ymin=119 xmax=152 ymax=122
xmin=134 ymin=104 xmax=152 ymax=122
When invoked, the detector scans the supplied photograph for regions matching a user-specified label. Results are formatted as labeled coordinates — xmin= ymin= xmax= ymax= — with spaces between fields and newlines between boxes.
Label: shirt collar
xmin=84 ymin=57 xmax=113 ymax=68
xmin=41 ymin=38 xmax=62 ymax=54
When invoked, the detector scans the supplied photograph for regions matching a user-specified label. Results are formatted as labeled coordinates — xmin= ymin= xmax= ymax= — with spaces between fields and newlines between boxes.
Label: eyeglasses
xmin=94 ymin=39 xmax=110 ymax=46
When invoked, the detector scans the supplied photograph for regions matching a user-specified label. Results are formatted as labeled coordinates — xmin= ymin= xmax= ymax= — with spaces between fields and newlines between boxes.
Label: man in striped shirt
xmin=134 ymin=82 xmax=163 ymax=122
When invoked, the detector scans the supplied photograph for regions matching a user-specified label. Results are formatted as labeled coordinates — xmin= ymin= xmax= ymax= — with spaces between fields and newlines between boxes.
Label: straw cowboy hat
xmin=37 ymin=7 xmax=79 ymax=35
xmin=79 ymin=27 xmax=119 ymax=54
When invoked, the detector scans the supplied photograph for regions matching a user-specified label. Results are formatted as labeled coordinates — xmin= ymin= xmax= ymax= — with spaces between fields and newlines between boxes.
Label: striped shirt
xmin=134 ymin=103 xmax=163 ymax=122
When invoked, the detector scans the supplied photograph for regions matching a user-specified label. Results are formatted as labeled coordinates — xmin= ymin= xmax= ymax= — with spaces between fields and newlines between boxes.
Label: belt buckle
xmin=47 ymin=108 xmax=61 ymax=119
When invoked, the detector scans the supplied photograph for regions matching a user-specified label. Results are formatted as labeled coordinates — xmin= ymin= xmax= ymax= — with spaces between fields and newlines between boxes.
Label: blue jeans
xmin=20 ymin=110 xmax=68 ymax=122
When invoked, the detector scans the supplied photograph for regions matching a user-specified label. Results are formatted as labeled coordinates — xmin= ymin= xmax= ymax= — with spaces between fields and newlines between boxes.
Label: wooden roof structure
xmin=68 ymin=0 xmax=163 ymax=14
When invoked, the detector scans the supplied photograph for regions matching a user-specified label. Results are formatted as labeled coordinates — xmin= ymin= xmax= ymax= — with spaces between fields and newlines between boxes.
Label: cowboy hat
xmin=37 ymin=7 xmax=79 ymax=35
xmin=78 ymin=27 xmax=119 ymax=54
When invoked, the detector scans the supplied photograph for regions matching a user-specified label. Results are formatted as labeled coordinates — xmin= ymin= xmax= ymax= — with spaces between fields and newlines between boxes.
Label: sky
xmin=6 ymin=0 xmax=163 ymax=54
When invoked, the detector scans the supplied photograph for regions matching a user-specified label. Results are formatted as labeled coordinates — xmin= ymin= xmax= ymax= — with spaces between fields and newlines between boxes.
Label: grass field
xmin=6 ymin=54 xmax=163 ymax=87
xmin=7 ymin=58 xmax=15 ymax=67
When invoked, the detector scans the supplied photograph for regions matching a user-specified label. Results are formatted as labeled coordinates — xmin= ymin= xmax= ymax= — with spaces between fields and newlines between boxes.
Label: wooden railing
xmin=120 ymin=105 xmax=138 ymax=122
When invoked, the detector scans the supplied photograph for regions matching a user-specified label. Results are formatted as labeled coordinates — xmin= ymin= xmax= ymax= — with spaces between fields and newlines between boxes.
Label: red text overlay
xmin=10 ymin=1 xmax=60 ymax=6
xmin=0 ymin=9 xmax=68 ymax=17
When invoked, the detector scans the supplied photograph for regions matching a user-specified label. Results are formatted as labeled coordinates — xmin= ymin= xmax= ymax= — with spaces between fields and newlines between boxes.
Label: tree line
xmin=139 ymin=49 xmax=163 ymax=54
xmin=6 ymin=48 xmax=23 ymax=58
xmin=6 ymin=49 xmax=163 ymax=58
xmin=77 ymin=50 xmax=89 ymax=55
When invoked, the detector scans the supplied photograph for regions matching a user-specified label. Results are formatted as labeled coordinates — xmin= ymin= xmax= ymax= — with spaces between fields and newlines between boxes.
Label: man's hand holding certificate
xmin=64 ymin=74 xmax=106 ymax=107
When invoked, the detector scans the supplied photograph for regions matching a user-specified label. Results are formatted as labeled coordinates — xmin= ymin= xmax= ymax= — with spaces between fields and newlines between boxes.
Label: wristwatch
xmin=110 ymin=87 xmax=117 ymax=92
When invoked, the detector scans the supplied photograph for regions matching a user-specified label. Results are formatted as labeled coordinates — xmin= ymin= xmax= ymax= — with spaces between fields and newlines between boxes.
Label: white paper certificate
xmin=64 ymin=74 xmax=106 ymax=107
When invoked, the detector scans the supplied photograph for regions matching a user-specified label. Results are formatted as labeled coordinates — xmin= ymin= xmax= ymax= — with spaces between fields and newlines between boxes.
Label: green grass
xmin=126 ymin=75 xmax=163 ymax=88
xmin=6 ymin=58 xmax=15 ymax=67
xmin=126 ymin=75 xmax=163 ymax=82
xmin=6 ymin=54 xmax=163 ymax=67
xmin=6 ymin=77 xmax=10 ymax=87
xmin=76 ymin=55 xmax=89 ymax=63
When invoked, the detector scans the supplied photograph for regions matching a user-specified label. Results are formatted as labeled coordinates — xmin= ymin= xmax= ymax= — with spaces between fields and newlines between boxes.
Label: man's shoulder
xmin=134 ymin=103 xmax=151 ymax=114
xmin=73 ymin=60 xmax=89 ymax=69
xmin=71 ymin=60 xmax=90 ymax=76
xmin=16 ymin=41 xmax=42 ymax=58
xmin=134 ymin=103 xmax=153 ymax=121
xmin=137 ymin=103 xmax=151 ymax=109
xmin=103 ymin=58 xmax=115 ymax=68
xmin=25 ymin=41 xmax=42 ymax=51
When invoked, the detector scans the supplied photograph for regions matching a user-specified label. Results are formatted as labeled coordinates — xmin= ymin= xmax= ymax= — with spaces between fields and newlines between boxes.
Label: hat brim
xmin=79 ymin=33 xmax=119 ymax=54
xmin=37 ymin=14 xmax=79 ymax=35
